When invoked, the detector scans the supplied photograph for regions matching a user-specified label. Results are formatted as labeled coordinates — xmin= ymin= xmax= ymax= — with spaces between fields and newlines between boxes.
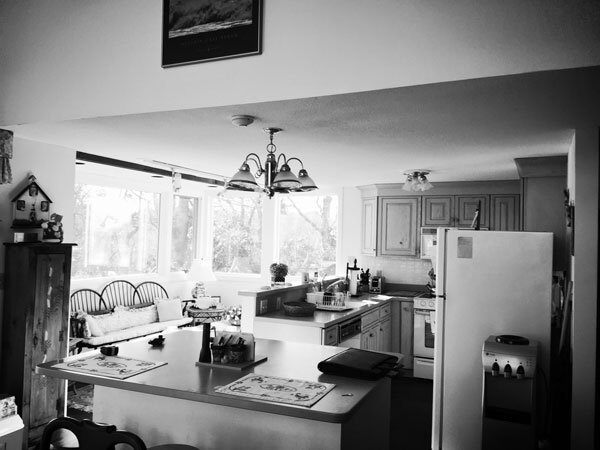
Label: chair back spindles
xmin=135 ymin=281 xmax=169 ymax=304
xmin=101 ymin=280 xmax=137 ymax=309
xmin=70 ymin=289 xmax=107 ymax=315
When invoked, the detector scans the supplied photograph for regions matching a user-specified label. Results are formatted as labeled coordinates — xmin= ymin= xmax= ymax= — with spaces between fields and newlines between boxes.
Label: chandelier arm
xmin=276 ymin=153 xmax=288 ymax=167
xmin=244 ymin=153 xmax=265 ymax=174
xmin=284 ymin=157 xmax=304 ymax=169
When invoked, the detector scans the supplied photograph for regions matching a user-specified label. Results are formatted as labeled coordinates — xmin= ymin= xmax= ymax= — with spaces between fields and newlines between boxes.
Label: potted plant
xmin=270 ymin=263 xmax=289 ymax=286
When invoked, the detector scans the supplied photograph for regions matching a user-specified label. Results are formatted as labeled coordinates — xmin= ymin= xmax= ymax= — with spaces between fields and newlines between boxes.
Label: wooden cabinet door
xmin=378 ymin=317 xmax=392 ymax=352
xmin=361 ymin=324 xmax=379 ymax=351
xmin=455 ymin=195 xmax=489 ymax=228
xmin=490 ymin=194 xmax=520 ymax=231
xmin=379 ymin=197 xmax=420 ymax=256
xmin=360 ymin=197 xmax=378 ymax=255
xmin=422 ymin=196 xmax=453 ymax=226
xmin=29 ymin=254 xmax=68 ymax=433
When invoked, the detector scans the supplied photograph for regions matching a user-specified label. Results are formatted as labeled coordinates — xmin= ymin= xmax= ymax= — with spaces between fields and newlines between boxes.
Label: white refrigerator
xmin=431 ymin=229 xmax=552 ymax=450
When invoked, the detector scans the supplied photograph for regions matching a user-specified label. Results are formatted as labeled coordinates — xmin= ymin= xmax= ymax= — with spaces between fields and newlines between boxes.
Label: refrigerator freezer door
xmin=434 ymin=230 xmax=552 ymax=450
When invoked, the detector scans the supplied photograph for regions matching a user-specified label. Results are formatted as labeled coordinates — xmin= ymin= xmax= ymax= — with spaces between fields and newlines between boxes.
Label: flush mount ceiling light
xmin=226 ymin=127 xmax=318 ymax=198
xmin=402 ymin=170 xmax=433 ymax=192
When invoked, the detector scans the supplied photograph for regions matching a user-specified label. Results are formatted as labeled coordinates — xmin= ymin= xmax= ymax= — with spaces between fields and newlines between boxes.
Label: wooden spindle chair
xmin=100 ymin=280 xmax=137 ymax=310
xmin=135 ymin=281 xmax=169 ymax=304
xmin=69 ymin=289 xmax=107 ymax=315
xmin=40 ymin=416 xmax=199 ymax=450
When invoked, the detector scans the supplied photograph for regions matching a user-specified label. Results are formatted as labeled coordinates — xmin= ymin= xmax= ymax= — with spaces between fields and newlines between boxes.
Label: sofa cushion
xmin=79 ymin=305 xmax=159 ymax=337
xmin=155 ymin=298 xmax=183 ymax=322
xmin=80 ymin=317 xmax=192 ymax=347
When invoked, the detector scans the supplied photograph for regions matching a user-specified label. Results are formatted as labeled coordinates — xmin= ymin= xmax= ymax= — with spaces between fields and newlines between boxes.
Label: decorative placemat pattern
xmin=215 ymin=374 xmax=335 ymax=407
xmin=53 ymin=354 xmax=166 ymax=380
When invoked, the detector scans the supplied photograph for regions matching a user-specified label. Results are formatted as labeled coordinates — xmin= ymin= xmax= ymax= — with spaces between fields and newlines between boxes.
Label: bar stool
xmin=40 ymin=417 xmax=199 ymax=450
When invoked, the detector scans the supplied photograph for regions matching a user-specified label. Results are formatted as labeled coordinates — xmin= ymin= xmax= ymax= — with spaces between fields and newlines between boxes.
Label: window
xmin=278 ymin=195 xmax=338 ymax=276
xmin=171 ymin=195 xmax=198 ymax=272
xmin=72 ymin=184 xmax=160 ymax=278
xmin=212 ymin=196 xmax=262 ymax=274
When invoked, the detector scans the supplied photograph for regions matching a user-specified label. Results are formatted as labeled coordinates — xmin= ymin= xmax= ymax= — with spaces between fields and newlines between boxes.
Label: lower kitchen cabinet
xmin=378 ymin=316 xmax=392 ymax=352
xmin=361 ymin=323 xmax=379 ymax=351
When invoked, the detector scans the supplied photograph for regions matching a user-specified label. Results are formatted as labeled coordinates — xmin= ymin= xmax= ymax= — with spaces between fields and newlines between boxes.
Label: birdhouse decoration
xmin=11 ymin=175 xmax=52 ymax=227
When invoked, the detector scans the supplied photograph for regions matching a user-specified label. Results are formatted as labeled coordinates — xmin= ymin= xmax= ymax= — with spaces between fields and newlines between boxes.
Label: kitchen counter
xmin=37 ymin=328 xmax=391 ymax=449
xmin=255 ymin=292 xmax=421 ymax=329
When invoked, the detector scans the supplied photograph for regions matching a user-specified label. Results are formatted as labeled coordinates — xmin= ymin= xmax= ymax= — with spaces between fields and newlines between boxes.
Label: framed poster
xmin=162 ymin=0 xmax=262 ymax=67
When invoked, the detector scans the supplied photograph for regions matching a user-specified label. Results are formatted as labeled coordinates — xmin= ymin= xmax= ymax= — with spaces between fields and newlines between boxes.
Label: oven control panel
xmin=414 ymin=297 xmax=437 ymax=310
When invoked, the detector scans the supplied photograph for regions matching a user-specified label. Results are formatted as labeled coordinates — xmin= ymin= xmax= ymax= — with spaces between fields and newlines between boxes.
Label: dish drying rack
xmin=306 ymin=292 xmax=352 ymax=311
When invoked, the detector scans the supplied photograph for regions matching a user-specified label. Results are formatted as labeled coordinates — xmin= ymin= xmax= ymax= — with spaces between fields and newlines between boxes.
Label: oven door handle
xmin=414 ymin=309 xmax=432 ymax=316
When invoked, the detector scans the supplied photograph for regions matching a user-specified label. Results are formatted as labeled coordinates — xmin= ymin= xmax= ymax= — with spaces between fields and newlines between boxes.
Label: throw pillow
xmin=121 ymin=304 xmax=158 ymax=327
xmin=84 ymin=313 xmax=109 ymax=337
xmin=155 ymin=298 xmax=183 ymax=322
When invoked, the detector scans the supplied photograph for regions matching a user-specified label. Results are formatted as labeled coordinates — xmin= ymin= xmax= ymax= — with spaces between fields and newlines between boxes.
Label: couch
xmin=70 ymin=281 xmax=192 ymax=350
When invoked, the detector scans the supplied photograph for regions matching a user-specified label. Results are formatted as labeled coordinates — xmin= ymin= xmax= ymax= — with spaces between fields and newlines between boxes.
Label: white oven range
xmin=413 ymin=295 xmax=437 ymax=379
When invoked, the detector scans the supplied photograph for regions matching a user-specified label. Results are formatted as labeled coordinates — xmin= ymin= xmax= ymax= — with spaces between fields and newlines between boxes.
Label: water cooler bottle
xmin=481 ymin=335 xmax=539 ymax=450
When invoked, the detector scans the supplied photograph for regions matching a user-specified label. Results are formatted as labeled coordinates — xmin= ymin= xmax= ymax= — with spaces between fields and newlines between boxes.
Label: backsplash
xmin=358 ymin=256 xmax=433 ymax=285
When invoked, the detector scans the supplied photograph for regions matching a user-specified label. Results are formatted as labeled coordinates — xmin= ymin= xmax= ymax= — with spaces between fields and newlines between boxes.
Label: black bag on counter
xmin=317 ymin=348 xmax=399 ymax=380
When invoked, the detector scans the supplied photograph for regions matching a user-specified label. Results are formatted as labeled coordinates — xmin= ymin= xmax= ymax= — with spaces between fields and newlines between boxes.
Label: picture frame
xmin=162 ymin=0 xmax=262 ymax=67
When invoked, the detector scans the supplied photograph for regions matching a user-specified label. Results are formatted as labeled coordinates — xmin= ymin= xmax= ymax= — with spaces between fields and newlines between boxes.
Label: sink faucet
xmin=323 ymin=279 xmax=346 ymax=293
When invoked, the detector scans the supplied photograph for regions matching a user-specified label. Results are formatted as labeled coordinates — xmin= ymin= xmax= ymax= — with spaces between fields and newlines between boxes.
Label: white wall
xmin=1 ymin=0 xmax=600 ymax=126
xmin=569 ymin=128 xmax=598 ymax=450
xmin=0 ymin=138 xmax=76 ymax=271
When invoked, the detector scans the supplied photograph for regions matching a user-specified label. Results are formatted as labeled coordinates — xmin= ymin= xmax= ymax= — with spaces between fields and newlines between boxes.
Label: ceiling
xmin=10 ymin=66 xmax=600 ymax=189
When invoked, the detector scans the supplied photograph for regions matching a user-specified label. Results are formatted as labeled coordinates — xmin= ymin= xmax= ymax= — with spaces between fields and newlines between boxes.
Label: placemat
xmin=53 ymin=354 xmax=166 ymax=380
xmin=215 ymin=374 xmax=335 ymax=407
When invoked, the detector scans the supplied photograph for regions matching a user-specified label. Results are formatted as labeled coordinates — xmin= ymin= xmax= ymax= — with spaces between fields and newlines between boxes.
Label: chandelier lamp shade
xmin=402 ymin=170 xmax=433 ymax=192
xmin=226 ymin=127 xmax=318 ymax=198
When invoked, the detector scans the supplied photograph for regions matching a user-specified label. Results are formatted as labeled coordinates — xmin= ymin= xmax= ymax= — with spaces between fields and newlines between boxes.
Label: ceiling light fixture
xmin=402 ymin=170 xmax=433 ymax=192
xmin=226 ymin=127 xmax=317 ymax=198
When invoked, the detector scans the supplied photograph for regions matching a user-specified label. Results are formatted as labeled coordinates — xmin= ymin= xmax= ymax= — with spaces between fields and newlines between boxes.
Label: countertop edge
xmin=36 ymin=364 xmax=359 ymax=423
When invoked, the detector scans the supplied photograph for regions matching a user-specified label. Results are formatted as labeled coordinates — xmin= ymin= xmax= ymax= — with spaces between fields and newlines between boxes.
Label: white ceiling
xmin=10 ymin=66 xmax=600 ymax=188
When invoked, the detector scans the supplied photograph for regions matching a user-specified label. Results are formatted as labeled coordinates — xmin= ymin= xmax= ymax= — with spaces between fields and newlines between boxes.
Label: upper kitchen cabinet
xmin=490 ymin=194 xmax=520 ymax=231
xmin=422 ymin=196 xmax=453 ymax=226
xmin=455 ymin=195 xmax=489 ymax=228
xmin=360 ymin=197 xmax=378 ymax=255
xmin=379 ymin=197 xmax=420 ymax=256
xmin=358 ymin=181 xmax=520 ymax=257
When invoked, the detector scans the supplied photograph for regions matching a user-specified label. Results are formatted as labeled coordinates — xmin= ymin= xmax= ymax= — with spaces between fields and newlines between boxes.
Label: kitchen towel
xmin=215 ymin=374 xmax=335 ymax=407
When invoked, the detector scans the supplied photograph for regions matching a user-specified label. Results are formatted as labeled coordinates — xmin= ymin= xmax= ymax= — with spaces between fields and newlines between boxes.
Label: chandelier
xmin=226 ymin=127 xmax=317 ymax=198
xmin=402 ymin=170 xmax=433 ymax=192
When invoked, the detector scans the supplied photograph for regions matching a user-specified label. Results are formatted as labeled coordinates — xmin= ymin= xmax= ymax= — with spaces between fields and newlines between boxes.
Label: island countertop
xmin=37 ymin=328 xmax=390 ymax=423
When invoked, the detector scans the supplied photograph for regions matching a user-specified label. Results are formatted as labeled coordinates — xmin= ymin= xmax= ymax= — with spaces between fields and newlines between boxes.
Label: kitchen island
xmin=37 ymin=328 xmax=392 ymax=449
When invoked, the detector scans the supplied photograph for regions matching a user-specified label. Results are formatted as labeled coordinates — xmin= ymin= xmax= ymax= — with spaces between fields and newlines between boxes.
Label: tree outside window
xmin=72 ymin=184 xmax=160 ymax=278
xmin=171 ymin=195 xmax=198 ymax=272
xmin=278 ymin=195 xmax=338 ymax=277
xmin=212 ymin=196 xmax=262 ymax=274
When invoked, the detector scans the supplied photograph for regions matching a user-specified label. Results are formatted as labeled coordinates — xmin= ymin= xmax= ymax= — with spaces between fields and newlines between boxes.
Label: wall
xmin=0 ymin=137 xmax=76 ymax=361
xmin=569 ymin=128 xmax=599 ymax=450
xmin=2 ymin=0 xmax=600 ymax=126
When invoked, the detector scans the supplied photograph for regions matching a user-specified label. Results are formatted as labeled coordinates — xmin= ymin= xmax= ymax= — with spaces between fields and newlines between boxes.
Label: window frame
xmin=273 ymin=190 xmax=343 ymax=279
xmin=72 ymin=180 xmax=163 ymax=280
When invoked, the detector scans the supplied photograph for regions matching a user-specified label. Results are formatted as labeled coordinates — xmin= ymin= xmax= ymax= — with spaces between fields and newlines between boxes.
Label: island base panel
xmin=93 ymin=382 xmax=389 ymax=450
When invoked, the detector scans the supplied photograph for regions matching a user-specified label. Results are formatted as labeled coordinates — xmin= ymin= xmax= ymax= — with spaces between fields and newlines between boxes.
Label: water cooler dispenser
xmin=481 ymin=335 xmax=539 ymax=450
